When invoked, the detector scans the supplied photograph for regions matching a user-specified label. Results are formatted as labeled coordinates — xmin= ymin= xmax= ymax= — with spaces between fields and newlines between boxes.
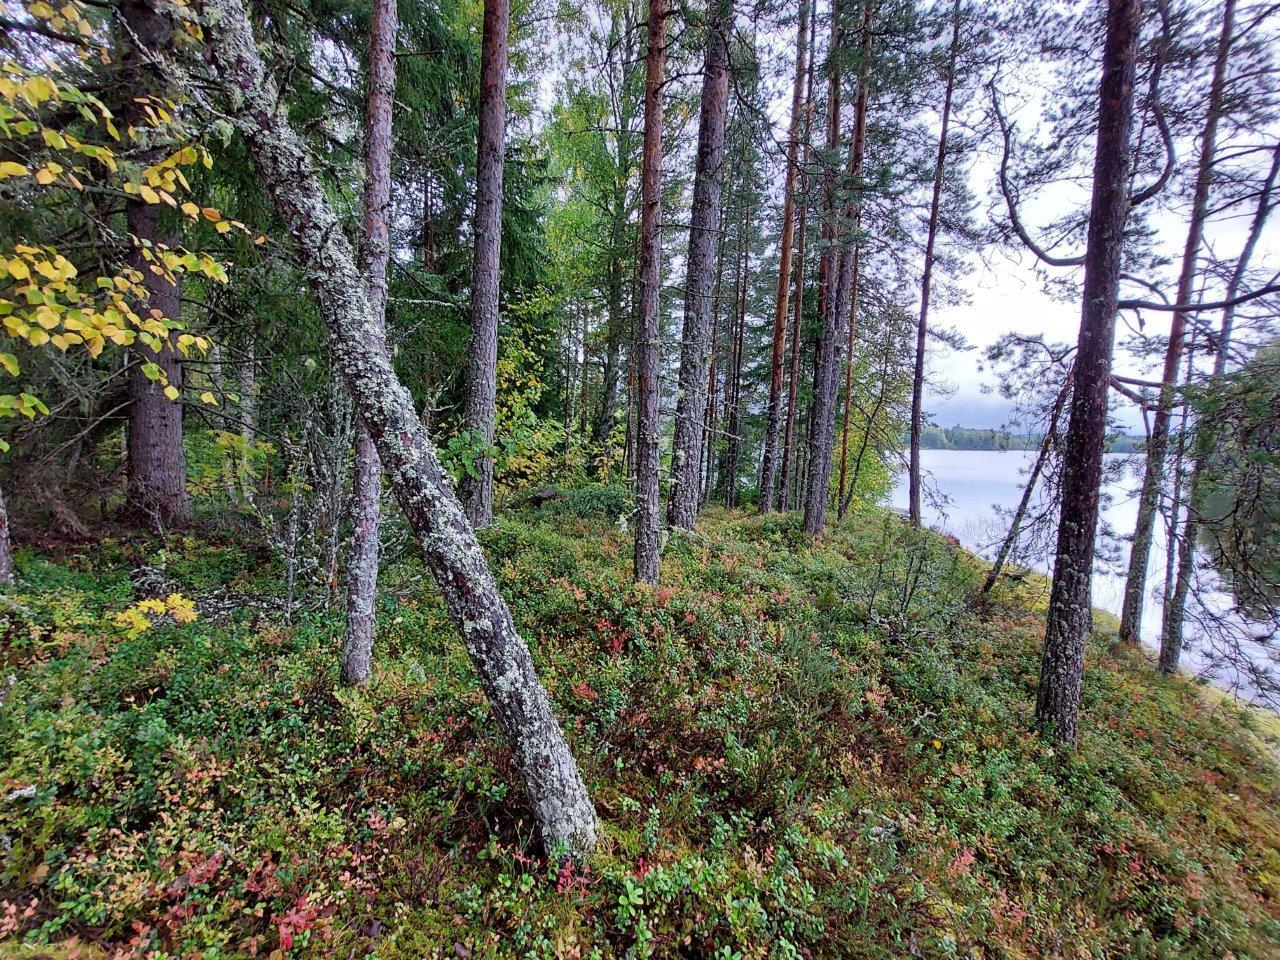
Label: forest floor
xmin=1 ymin=489 xmax=1279 ymax=958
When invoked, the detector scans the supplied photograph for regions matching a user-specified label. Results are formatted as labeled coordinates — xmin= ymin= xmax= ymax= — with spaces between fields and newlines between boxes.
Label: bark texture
xmin=0 ymin=482 xmax=13 ymax=586
xmin=1118 ymin=0 xmax=1233 ymax=645
xmin=758 ymin=0 xmax=811 ymax=514
xmin=122 ymin=0 xmax=190 ymax=529
xmin=1036 ymin=0 xmax=1141 ymax=745
xmin=460 ymin=0 xmax=510 ymax=527
xmin=908 ymin=0 xmax=960 ymax=529
xmin=667 ymin=0 xmax=731 ymax=530
xmin=634 ymin=0 xmax=667 ymax=583
xmin=342 ymin=0 xmax=398 ymax=687
xmin=204 ymin=0 xmax=597 ymax=857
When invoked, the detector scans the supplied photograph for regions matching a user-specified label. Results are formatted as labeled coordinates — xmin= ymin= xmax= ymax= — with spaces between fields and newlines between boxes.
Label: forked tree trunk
xmin=1162 ymin=140 xmax=1280 ymax=669
xmin=758 ymin=0 xmax=811 ymax=514
xmin=908 ymin=0 xmax=961 ymax=528
xmin=633 ymin=0 xmax=667 ymax=583
xmin=121 ymin=0 xmax=190 ymax=529
xmin=203 ymin=0 xmax=597 ymax=856
xmin=342 ymin=0 xmax=398 ymax=687
xmin=668 ymin=0 xmax=732 ymax=530
xmin=1036 ymin=0 xmax=1141 ymax=745
xmin=1118 ymin=0 xmax=1234 ymax=644
xmin=460 ymin=0 xmax=511 ymax=526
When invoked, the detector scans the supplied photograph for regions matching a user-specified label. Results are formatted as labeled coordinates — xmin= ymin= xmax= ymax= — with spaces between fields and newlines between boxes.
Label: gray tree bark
xmin=908 ymin=0 xmax=961 ymax=528
xmin=203 ymin=0 xmax=598 ymax=856
xmin=634 ymin=0 xmax=668 ymax=583
xmin=1036 ymin=0 xmax=1141 ymax=745
xmin=342 ymin=0 xmax=398 ymax=687
xmin=1118 ymin=0 xmax=1234 ymax=645
xmin=0 ymin=482 xmax=13 ymax=586
xmin=758 ymin=0 xmax=811 ymax=514
xmin=460 ymin=0 xmax=511 ymax=526
xmin=667 ymin=0 xmax=732 ymax=530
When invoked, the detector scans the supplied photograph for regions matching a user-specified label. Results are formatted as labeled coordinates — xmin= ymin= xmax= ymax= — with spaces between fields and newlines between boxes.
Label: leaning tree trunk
xmin=342 ymin=0 xmax=398 ymax=687
xmin=633 ymin=0 xmax=667 ymax=584
xmin=758 ymin=0 xmax=811 ymax=514
xmin=667 ymin=0 xmax=732 ymax=530
xmin=1118 ymin=0 xmax=1234 ymax=645
xmin=202 ymin=0 xmax=597 ymax=857
xmin=460 ymin=0 xmax=511 ymax=527
xmin=908 ymin=0 xmax=960 ymax=529
xmin=1036 ymin=0 xmax=1141 ymax=745
xmin=121 ymin=0 xmax=190 ymax=529
xmin=1162 ymin=139 xmax=1280 ymax=670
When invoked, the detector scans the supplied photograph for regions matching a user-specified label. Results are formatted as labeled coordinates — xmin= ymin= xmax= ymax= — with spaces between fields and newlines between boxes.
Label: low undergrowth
xmin=1 ymin=501 xmax=1278 ymax=958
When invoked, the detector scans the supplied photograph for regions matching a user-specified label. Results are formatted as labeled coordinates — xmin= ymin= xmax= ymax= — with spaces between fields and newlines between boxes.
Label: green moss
xmin=0 ymin=505 xmax=1277 ymax=958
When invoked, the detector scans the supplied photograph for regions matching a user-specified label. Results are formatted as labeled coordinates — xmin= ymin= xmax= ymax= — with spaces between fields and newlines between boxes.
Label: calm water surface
xmin=889 ymin=449 xmax=1277 ymax=704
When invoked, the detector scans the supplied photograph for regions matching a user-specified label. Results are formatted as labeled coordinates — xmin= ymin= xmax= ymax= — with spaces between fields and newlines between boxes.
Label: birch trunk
xmin=460 ymin=0 xmax=511 ymax=527
xmin=342 ymin=0 xmax=398 ymax=687
xmin=668 ymin=0 xmax=732 ymax=530
xmin=0 ymin=482 xmax=13 ymax=586
xmin=1036 ymin=0 xmax=1141 ymax=745
xmin=203 ymin=0 xmax=598 ymax=856
xmin=1118 ymin=0 xmax=1234 ymax=644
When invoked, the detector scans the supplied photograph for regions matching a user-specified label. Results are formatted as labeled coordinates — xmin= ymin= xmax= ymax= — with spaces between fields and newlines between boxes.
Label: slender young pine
xmin=342 ymin=0 xmax=398 ymax=687
xmin=460 ymin=0 xmax=511 ymax=527
xmin=634 ymin=0 xmax=668 ymax=583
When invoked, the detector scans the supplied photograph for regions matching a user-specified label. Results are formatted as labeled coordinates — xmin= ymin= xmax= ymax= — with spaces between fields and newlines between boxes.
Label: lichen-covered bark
xmin=1120 ymin=0 xmax=1234 ymax=646
xmin=0 ymin=482 xmax=13 ymax=586
xmin=203 ymin=0 xmax=597 ymax=856
xmin=633 ymin=0 xmax=667 ymax=584
xmin=758 ymin=0 xmax=810 ymax=515
xmin=460 ymin=0 xmax=510 ymax=527
xmin=667 ymin=0 xmax=731 ymax=531
xmin=121 ymin=0 xmax=190 ymax=529
xmin=1037 ymin=0 xmax=1141 ymax=745
xmin=343 ymin=0 xmax=399 ymax=687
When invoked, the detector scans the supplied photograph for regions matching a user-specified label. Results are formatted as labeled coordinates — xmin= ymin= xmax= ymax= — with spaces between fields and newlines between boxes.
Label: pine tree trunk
xmin=668 ymin=0 xmax=732 ymax=530
xmin=722 ymin=210 xmax=749 ymax=508
xmin=758 ymin=0 xmax=811 ymax=514
xmin=121 ymin=0 xmax=190 ymax=529
xmin=835 ymin=246 xmax=861 ymax=517
xmin=1035 ymin=0 xmax=1141 ymax=745
xmin=1118 ymin=0 xmax=1233 ymax=645
xmin=204 ymin=0 xmax=598 ymax=856
xmin=634 ymin=0 xmax=667 ymax=584
xmin=460 ymin=0 xmax=511 ymax=527
xmin=908 ymin=0 xmax=960 ymax=529
xmin=342 ymin=0 xmax=398 ymax=687
xmin=1162 ymin=140 xmax=1280 ymax=669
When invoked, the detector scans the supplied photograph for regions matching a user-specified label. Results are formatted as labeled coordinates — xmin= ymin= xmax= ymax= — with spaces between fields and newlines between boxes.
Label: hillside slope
xmin=1 ymin=497 xmax=1278 ymax=958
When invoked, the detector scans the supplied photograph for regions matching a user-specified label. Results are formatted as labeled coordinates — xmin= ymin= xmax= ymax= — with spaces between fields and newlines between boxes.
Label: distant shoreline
xmin=915 ymin=425 xmax=1143 ymax=453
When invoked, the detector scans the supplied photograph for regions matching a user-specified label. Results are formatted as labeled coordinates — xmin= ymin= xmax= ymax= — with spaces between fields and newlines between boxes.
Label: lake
xmin=889 ymin=448 xmax=1278 ymax=705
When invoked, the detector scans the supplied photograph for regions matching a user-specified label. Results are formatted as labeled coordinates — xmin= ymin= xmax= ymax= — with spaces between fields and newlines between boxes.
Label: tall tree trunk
xmin=634 ymin=0 xmax=667 ymax=584
xmin=204 ymin=0 xmax=598 ymax=857
xmin=835 ymin=245 xmax=861 ymax=517
xmin=908 ymin=0 xmax=961 ymax=528
xmin=342 ymin=0 xmax=398 ymax=687
xmin=802 ymin=0 xmax=871 ymax=538
xmin=701 ymin=215 xmax=730 ymax=504
xmin=1162 ymin=141 xmax=1280 ymax=669
xmin=722 ymin=209 xmax=749 ymax=508
xmin=1118 ymin=0 xmax=1234 ymax=644
xmin=758 ymin=0 xmax=811 ymax=514
xmin=460 ymin=0 xmax=511 ymax=527
xmin=121 ymin=0 xmax=190 ymax=529
xmin=668 ymin=0 xmax=732 ymax=530
xmin=1035 ymin=0 xmax=1141 ymax=745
